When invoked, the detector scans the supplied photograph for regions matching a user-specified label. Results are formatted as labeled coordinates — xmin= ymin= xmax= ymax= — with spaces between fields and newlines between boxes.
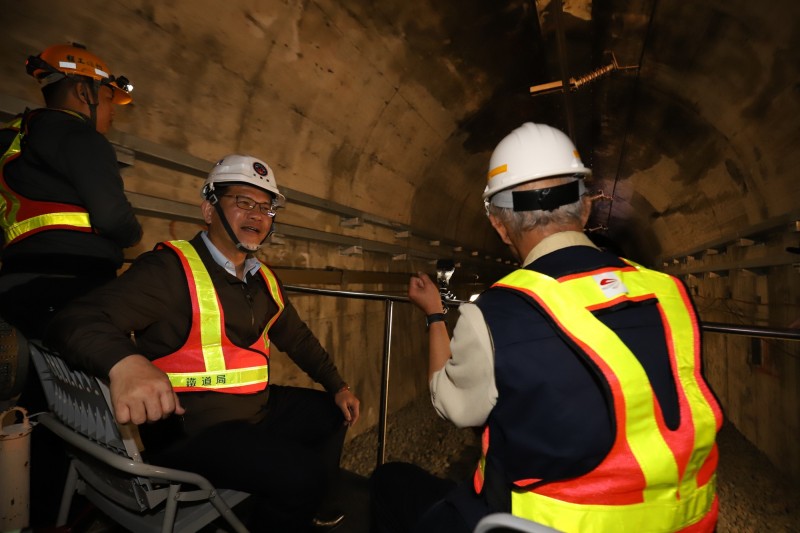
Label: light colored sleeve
xmin=429 ymin=303 xmax=497 ymax=427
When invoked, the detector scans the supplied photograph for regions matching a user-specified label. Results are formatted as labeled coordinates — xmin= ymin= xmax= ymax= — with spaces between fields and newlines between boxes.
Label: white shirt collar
xmin=522 ymin=231 xmax=599 ymax=267
xmin=200 ymin=231 xmax=262 ymax=280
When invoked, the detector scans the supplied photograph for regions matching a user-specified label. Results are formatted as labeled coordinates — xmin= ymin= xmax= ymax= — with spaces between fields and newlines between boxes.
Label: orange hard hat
xmin=26 ymin=43 xmax=133 ymax=105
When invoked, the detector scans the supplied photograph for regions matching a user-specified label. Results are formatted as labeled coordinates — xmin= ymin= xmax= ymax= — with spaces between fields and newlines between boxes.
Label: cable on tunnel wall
xmin=604 ymin=0 xmax=659 ymax=229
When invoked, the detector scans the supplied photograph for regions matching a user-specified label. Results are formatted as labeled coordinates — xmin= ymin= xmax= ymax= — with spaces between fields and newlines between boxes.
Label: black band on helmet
xmin=27 ymin=54 xmax=86 ymax=87
xmin=511 ymin=180 xmax=581 ymax=212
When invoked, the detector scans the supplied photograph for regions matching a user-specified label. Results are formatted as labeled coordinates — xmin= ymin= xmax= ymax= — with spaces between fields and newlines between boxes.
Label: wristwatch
xmin=425 ymin=313 xmax=446 ymax=329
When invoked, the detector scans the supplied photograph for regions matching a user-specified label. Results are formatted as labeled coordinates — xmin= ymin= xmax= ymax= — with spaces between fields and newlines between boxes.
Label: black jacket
xmin=0 ymin=108 xmax=142 ymax=275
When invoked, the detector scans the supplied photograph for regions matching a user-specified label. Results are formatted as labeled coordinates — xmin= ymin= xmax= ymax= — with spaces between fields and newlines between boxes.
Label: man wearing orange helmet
xmin=0 ymin=43 xmax=142 ymax=528
xmin=0 ymin=42 xmax=142 ymax=339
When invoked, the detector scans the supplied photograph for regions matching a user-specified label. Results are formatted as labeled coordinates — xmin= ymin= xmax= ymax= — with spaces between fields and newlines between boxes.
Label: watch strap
xmin=425 ymin=313 xmax=446 ymax=329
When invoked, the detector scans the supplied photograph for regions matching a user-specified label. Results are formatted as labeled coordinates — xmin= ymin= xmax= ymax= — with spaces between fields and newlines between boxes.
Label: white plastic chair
xmin=29 ymin=342 xmax=251 ymax=533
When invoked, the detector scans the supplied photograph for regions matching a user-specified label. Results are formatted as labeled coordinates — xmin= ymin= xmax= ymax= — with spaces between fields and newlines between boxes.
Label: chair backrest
xmin=29 ymin=342 xmax=163 ymax=511
xmin=474 ymin=513 xmax=563 ymax=533
xmin=28 ymin=342 xmax=250 ymax=533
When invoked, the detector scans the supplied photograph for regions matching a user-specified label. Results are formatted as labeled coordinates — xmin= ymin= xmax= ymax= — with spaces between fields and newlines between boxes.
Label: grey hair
xmin=486 ymin=179 xmax=587 ymax=240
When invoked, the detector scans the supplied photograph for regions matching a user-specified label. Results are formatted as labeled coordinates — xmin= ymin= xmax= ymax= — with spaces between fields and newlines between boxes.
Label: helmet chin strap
xmin=79 ymin=79 xmax=99 ymax=130
xmin=211 ymin=201 xmax=271 ymax=253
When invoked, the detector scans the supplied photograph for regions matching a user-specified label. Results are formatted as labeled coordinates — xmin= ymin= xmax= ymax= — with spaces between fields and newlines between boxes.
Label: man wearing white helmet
xmin=47 ymin=154 xmax=359 ymax=531
xmin=201 ymin=154 xmax=287 ymax=255
xmin=372 ymin=123 xmax=722 ymax=533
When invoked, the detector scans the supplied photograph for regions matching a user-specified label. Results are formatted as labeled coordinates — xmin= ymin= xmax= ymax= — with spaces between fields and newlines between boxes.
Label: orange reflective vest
xmin=474 ymin=259 xmax=722 ymax=532
xmin=152 ymin=240 xmax=285 ymax=394
xmin=0 ymin=110 xmax=93 ymax=245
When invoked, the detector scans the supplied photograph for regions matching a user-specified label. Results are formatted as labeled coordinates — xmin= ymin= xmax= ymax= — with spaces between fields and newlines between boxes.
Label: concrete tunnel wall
xmin=0 ymin=0 xmax=511 ymax=447
xmin=0 ymin=0 xmax=798 ymax=481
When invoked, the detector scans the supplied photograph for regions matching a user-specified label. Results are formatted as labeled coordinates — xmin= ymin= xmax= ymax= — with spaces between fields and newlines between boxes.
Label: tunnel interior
xmin=0 ymin=0 xmax=798 ymax=511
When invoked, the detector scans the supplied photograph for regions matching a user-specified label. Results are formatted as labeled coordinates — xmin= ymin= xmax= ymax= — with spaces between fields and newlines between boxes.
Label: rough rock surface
xmin=343 ymin=398 xmax=800 ymax=532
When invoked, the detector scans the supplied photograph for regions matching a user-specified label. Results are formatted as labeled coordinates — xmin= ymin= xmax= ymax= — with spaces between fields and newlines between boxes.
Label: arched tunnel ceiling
xmin=1 ymin=0 xmax=798 ymax=271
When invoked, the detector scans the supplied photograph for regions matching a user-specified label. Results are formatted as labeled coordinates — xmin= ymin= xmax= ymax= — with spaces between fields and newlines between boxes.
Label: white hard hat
xmin=483 ymin=122 xmax=591 ymax=201
xmin=202 ymin=154 xmax=286 ymax=207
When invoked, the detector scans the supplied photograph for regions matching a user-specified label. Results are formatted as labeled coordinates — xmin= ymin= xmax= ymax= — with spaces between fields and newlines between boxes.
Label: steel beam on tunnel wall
xmin=126 ymin=191 xmax=505 ymax=271
xmin=661 ymin=210 xmax=800 ymax=277
xmin=0 ymin=93 xmax=512 ymax=271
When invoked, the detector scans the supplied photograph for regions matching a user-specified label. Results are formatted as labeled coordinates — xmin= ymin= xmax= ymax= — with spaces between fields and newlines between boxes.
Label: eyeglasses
xmin=221 ymin=195 xmax=277 ymax=217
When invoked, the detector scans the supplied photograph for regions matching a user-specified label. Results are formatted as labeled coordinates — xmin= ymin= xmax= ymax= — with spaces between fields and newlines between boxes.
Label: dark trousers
xmin=370 ymin=462 xmax=492 ymax=533
xmin=0 ymin=273 xmax=115 ymax=340
xmin=151 ymin=385 xmax=348 ymax=531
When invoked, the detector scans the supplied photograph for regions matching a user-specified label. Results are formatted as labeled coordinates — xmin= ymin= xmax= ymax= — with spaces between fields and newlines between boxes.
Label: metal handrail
xmin=283 ymin=284 xmax=799 ymax=468
xmin=284 ymin=285 xmax=416 ymax=304
xmin=701 ymin=322 xmax=800 ymax=341
xmin=284 ymin=284 xmax=463 ymax=468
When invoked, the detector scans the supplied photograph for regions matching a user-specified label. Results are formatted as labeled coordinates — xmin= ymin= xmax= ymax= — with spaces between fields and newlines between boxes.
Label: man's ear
xmin=74 ymin=80 xmax=99 ymax=107
xmin=73 ymin=82 xmax=90 ymax=104
xmin=201 ymin=200 xmax=215 ymax=225
xmin=488 ymin=214 xmax=513 ymax=246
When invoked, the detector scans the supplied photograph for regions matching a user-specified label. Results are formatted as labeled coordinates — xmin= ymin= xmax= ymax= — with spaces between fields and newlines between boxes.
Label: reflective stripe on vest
xmin=476 ymin=260 xmax=722 ymax=532
xmin=0 ymin=112 xmax=93 ymax=245
xmin=152 ymin=240 xmax=286 ymax=394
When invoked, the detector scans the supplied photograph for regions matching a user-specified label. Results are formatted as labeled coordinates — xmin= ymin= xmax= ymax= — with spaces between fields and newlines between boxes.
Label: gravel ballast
xmin=342 ymin=397 xmax=800 ymax=532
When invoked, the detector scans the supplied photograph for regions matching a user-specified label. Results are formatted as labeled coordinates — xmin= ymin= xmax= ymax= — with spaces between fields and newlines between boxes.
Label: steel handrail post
xmin=377 ymin=299 xmax=394 ymax=469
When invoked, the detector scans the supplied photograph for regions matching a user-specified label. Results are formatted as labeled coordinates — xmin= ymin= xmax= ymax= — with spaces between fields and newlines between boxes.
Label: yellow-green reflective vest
xmin=474 ymin=260 xmax=722 ymax=532
xmin=0 ymin=111 xmax=92 ymax=245
xmin=152 ymin=240 xmax=285 ymax=393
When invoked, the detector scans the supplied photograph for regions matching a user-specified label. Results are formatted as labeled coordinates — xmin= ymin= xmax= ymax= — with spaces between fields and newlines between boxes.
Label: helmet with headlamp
xmin=26 ymin=42 xmax=133 ymax=105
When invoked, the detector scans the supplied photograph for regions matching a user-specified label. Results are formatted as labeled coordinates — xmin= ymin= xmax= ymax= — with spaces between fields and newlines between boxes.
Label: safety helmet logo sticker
xmin=253 ymin=162 xmax=269 ymax=176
